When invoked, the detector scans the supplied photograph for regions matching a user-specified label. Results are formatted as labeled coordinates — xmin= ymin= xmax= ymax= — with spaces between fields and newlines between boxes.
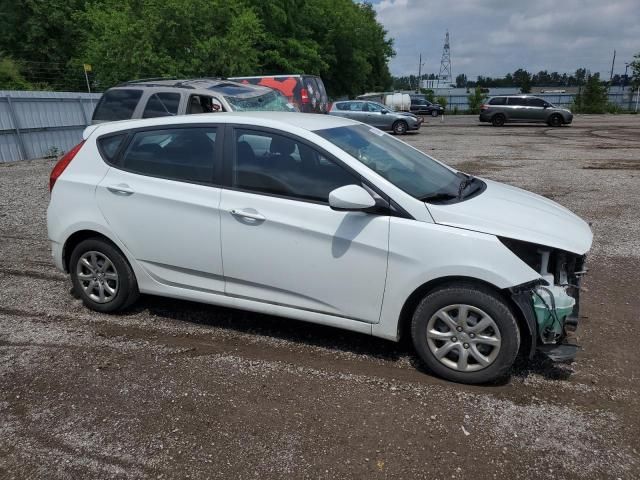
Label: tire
xmin=431 ymin=110 xmax=439 ymax=117
xmin=69 ymin=237 xmax=139 ymax=313
xmin=491 ymin=114 xmax=506 ymax=127
xmin=548 ymin=114 xmax=563 ymax=127
xmin=411 ymin=283 xmax=520 ymax=384
xmin=392 ymin=120 xmax=408 ymax=135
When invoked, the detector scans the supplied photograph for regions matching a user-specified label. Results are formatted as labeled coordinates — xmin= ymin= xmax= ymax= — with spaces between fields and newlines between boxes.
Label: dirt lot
xmin=1 ymin=114 xmax=639 ymax=479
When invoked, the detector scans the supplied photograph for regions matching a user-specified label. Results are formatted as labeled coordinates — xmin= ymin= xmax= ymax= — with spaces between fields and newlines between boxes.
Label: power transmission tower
xmin=437 ymin=31 xmax=452 ymax=87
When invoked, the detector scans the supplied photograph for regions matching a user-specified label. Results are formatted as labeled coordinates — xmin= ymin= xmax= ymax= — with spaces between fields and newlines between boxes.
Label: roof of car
xmin=85 ymin=112 xmax=356 ymax=139
xmin=111 ymin=78 xmax=274 ymax=96
xmin=490 ymin=94 xmax=541 ymax=98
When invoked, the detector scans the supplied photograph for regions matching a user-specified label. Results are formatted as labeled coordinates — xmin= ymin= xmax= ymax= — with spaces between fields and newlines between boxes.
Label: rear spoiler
xmin=82 ymin=124 xmax=101 ymax=140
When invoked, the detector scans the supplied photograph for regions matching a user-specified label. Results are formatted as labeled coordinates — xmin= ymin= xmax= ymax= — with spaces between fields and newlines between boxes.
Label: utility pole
xmin=417 ymin=53 xmax=422 ymax=93
xmin=609 ymin=50 xmax=616 ymax=83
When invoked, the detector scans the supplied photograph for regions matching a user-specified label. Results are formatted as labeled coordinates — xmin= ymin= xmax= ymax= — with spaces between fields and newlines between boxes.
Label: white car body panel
xmin=220 ymin=189 xmax=389 ymax=323
xmin=47 ymin=111 xmax=593 ymax=345
xmin=95 ymin=169 xmax=225 ymax=294
xmin=427 ymin=179 xmax=593 ymax=255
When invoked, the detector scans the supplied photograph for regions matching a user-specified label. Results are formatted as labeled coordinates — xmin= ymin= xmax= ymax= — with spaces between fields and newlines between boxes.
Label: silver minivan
xmin=479 ymin=95 xmax=573 ymax=127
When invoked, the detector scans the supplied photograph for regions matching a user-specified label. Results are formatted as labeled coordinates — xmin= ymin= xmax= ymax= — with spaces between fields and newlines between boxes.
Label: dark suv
xmin=479 ymin=95 xmax=573 ymax=127
xmin=410 ymin=96 xmax=445 ymax=117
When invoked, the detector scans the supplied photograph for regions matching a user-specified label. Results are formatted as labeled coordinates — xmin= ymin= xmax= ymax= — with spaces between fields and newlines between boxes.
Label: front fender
xmin=372 ymin=219 xmax=541 ymax=341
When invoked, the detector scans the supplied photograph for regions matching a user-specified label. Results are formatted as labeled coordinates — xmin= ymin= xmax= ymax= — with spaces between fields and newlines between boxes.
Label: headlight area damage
xmin=500 ymin=237 xmax=587 ymax=362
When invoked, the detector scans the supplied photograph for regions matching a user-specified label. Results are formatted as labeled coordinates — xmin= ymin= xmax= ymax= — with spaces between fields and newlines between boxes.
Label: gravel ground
xmin=1 ymin=114 xmax=639 ymax=479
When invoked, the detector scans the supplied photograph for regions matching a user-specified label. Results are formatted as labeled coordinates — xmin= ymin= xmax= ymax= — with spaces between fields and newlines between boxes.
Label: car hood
xmin=426 ymin=179 xmax=593 ymax=254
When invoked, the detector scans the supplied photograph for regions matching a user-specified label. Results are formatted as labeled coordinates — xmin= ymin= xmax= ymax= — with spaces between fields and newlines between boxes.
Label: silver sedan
xmin=329 ymin=100 xmax=422 ymax=135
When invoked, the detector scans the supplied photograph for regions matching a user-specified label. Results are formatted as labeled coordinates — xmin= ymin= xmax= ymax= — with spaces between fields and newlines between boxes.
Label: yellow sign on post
xmin=83 ymin=64 xmax=92 ymax=72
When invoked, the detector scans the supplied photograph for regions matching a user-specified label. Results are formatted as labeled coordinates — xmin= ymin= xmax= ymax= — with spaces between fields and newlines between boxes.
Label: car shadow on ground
xmin=130 ymin=294 xmax=574 ymax=385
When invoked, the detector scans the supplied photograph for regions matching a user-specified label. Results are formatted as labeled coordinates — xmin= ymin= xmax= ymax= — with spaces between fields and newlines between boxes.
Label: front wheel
xmin=431 ymin=110 xmax=439 ymax=117
xmin=69 ymin=237 xmax=139 ymax=313
xmin=392 ymin=120 xmax=408 ymax=135
xmin=411 ymin=283 xmax=520 ymax=384
xmin=548 ymin=114 xmax=563 ymax=127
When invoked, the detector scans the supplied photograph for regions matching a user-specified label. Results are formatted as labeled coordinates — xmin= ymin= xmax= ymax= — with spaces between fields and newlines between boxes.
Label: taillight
xmin=50 ymin=140 xmax=84 ymax=192
xmin=327 ymin=102 xmax=333 ymax=112
xmin=300 ymin=88 xmax=310 ymax=104
xmin=480 ymin=104 xmax=489 ymax=111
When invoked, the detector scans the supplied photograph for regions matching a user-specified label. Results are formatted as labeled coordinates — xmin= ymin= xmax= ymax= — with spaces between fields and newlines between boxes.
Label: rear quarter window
xmin=142 ymin=92 xmax=181 ymax=118
xmin=488 ymin=97 xmax=506 ymax=105
xmin=92 ymin=89 xmax=143 ymax=121
xmin=97 ymin=134 xmax=127 ymax=162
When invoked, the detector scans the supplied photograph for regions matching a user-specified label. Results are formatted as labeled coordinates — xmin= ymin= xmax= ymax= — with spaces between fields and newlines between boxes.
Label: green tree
xmin=436 ymin=95 xmax=448 ymax=109
xmin=455 ymin=73 xmax=467 ymax=88
xmin=630 ymin=52 xmax=640 ymax=88
xmin=77 ymin=0 xmax=264 ymax=87
xmin=467 ymin=87 xmax=487 ymax=114
xmin=0 ymin=57 xmax=32 ymax=89
xmin=573 ymin=73 xmax=608 ymax=113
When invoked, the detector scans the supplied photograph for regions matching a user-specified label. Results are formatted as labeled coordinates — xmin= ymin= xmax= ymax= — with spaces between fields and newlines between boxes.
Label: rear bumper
xmin=479 ymin=112 xmax=491 ymax=122
xmin=50 ymin=240 xmax=65 ymax=272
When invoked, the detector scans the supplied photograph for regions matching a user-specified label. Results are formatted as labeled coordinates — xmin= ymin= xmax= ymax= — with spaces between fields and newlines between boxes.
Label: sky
xmin=370 ymin=0 xmax=640 ymax=80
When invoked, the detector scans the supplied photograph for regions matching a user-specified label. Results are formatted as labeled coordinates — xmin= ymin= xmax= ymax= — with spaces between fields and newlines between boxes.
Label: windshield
xmin=316 ymin=124 xmax=462 ymax=200
xmin=225 ymin=90 xmax=297 ymax=112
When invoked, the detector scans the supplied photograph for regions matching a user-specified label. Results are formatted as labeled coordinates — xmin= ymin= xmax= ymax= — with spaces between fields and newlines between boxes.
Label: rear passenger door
xmin=95 ymin=126 xmax=225 ymax=293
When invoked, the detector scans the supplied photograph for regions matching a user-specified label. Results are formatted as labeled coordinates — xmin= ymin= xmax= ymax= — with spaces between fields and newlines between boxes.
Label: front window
xmin=224 ymin=90 xmax=296 ymax=112
xmin=316 ymin=124 xmax=465 ymax=201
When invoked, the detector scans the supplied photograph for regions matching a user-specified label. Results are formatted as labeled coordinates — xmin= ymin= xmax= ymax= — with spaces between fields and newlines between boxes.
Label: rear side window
xmin=507 ymin=97 xmax=527 ymax=106
xmin=98 ymin=134 xmax=127 ymax=162
xmin=120 ymin=127 xmax=218 ymax=184
xmin=142 ymin=92 xmax=181 ymax=118
xmin=488 ymin=97 xmax=506 ymax=105
xmin=92 ymin=89 xmax=143 ymax=121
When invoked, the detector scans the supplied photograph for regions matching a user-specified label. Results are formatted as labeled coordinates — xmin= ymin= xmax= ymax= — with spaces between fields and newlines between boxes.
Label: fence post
xmin=6 ymin=95 xmax=27 ymax=161
xmin=78 ymin=96 xmax=88 ymax=125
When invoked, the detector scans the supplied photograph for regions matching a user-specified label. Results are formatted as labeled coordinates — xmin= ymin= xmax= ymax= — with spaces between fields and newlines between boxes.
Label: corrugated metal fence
xmin=1 ymin=88 xmax=639 ymax=162
xmin=0 ymin=91 xmax=101 ymax=163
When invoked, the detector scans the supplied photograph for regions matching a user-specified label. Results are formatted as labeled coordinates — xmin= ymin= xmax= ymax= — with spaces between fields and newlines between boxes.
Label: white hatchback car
xmin=47 ymin=112 xmax=592 ymax=384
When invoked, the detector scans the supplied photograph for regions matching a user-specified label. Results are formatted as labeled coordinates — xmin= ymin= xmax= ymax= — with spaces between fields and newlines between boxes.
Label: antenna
xmin=438 ymin=31 xmax=452 ymax=87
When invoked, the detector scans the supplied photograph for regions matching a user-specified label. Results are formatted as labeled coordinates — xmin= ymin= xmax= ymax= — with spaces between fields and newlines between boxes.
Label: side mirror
xmin=329 ymin=185 xmax=376 ymax=211
xmin=543 ymin=104 xmax=550 ymax=109
xmin=381 ymin=109 xmax=389 ymax=114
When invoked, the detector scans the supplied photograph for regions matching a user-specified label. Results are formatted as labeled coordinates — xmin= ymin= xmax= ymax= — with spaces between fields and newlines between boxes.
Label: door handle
xmin=230 ymin=209 xmax=266 ymax=222
xmin=107 ymin=184 xmax=134 ymax=196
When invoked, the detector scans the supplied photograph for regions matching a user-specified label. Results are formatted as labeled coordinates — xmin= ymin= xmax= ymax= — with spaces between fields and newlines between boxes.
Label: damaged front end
xmin=501 ymin=238 xmax=587 ymax=362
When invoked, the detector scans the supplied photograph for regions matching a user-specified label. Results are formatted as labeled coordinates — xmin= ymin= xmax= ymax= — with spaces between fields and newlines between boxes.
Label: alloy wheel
xmin=76 ymin=251 xmax=119 ymax=304
xmin=426 ymin=304 xmax=502 ymax=372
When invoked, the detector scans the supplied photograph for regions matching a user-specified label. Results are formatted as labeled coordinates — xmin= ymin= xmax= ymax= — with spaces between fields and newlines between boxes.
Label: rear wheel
xmin=491 ymin=114 xmax=506 ymax=127
xmin=548 ymin=114 xmax=563 ymax=127
xmin=69 ymin=238 xmax=139 ymax=313
xmin=392 ymin=120 xmax=408 ymax=135
xmin=411 ymin=283 xmax=520 ymax=384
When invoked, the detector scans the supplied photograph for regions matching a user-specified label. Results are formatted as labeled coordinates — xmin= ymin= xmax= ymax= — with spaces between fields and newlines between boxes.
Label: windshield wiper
xmin=421 ymin=192 xmax=458 ymax=203
xmin=457 ymin=174 xmax=475 ymax=199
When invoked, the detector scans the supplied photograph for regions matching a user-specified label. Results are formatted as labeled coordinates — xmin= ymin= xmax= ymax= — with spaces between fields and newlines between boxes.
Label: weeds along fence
xmin=0 ymin=91 xmax=101 ymax=162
